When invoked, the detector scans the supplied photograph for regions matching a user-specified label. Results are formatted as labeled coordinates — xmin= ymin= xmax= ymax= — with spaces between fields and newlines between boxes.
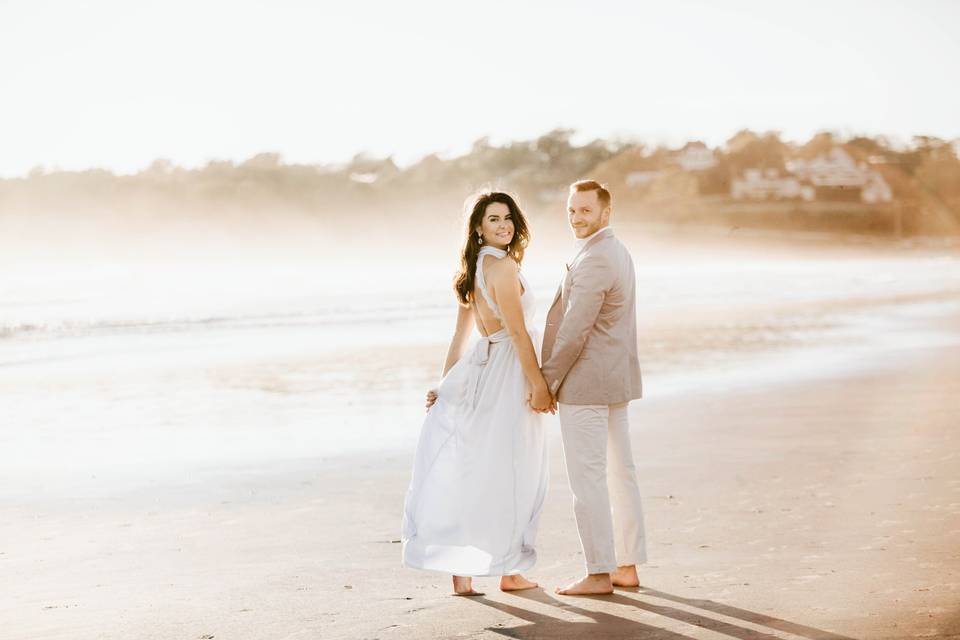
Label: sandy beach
xmin=3 ymin=233 xmax=960 ymax=639
xmin=6 ymin=329 xmax=960 ymax=639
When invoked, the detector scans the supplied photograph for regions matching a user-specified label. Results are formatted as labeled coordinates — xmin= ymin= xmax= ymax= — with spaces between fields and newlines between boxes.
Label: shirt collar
xmin=574 ymin=225 xmax=611 ymax=250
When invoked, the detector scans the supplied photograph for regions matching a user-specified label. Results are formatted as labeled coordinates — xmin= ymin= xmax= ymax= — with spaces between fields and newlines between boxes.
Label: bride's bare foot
xmin=611 ymin=564 xmax=640 ymax=587
xmin=555 ymin=573 xmax=614 ymax=596
xmin=500 ymin=574 xmax=539 ymax=592
xmin=452 ymin=575 xmax=483 ymax=596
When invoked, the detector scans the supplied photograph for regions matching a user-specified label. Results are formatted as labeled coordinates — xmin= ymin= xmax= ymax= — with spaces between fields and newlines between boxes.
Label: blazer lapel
xmin=552 ymin=228 xmax=614 ymax=314
xmin=568 ymin=227 xmax=614 ymax=270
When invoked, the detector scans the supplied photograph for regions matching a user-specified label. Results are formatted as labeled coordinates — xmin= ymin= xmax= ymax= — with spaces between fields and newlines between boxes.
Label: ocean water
xmin=2 ymin=235 xmax=960 ymax=501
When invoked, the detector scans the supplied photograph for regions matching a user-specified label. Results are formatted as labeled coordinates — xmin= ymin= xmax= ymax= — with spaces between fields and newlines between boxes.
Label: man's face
xmin=567 ymin=189 xmax=610 ymax=239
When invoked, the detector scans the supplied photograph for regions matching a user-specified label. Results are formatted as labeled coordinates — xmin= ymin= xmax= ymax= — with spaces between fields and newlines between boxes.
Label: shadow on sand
xmin=468 ymin=586 xmax=858 ymax=640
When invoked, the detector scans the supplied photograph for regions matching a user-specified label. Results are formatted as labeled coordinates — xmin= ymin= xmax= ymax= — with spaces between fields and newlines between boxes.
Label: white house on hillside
xmin=786 ymin=147 xmax=863 ymax=188
xmin=731 ymin=146 xmax=894 ymax=203
xmin=862 ymin=172 xmax=894 ymax=204
xmin=675 ymin=142 xmax=717 ymax=172
xmin=785 ymin=147 xmax=893 ymax=203
xmin=625 ymin=170 xmax=663 ymax=187
xmin=731 ymin=168 xmax=815 ymax=201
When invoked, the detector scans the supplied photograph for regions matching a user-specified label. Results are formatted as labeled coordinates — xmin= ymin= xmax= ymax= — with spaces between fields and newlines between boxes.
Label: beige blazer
xmin=541 ymin=228 xmax=642 ymax=405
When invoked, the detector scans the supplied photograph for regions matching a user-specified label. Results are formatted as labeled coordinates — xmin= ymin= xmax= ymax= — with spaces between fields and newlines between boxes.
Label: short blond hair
xmin=569 ymin=179 xmax=611 ymax=208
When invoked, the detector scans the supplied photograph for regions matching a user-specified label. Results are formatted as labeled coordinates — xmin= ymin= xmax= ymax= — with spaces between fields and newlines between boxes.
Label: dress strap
xmin=475 ymin=246 xmax=507 ymax=320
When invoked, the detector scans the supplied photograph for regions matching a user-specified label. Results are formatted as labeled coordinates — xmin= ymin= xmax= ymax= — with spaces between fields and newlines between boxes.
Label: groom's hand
xmin=530 ymin=384 xmax=556 ymax=414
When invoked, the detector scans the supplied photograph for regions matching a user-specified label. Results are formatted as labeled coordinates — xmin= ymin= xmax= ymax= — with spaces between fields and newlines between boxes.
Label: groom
xmin=540 ymin=179 xmax=647 ymax=595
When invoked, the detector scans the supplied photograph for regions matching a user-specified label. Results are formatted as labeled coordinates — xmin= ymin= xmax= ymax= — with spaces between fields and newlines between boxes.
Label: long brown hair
xmin=453 ymin=191 xmax=530 ymax=305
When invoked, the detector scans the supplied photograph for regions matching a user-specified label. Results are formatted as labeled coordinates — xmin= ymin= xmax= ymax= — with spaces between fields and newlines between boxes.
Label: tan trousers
xmin=558 ymin=401 xmax=647 ymax=574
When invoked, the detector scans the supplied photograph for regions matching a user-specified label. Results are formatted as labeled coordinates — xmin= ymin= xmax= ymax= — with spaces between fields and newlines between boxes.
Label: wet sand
xmin=4 ymin=310 xmax=960 ymax=639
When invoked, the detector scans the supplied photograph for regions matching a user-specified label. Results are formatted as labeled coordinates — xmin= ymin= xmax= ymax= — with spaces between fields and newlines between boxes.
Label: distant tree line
xmin=1 ymin=128 xmax=957 ymax=232
xmin=0 ymin=129 xmax=625 ymax=219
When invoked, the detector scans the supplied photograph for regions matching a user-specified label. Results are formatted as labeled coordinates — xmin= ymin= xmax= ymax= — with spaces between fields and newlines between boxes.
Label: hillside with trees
xmin=2 ymin=129 xmax=958 ymax=237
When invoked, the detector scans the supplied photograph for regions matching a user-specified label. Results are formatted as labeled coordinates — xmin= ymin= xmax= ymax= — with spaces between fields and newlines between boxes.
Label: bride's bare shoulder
xmin=487 ymin=256 xmax=519 ymax=279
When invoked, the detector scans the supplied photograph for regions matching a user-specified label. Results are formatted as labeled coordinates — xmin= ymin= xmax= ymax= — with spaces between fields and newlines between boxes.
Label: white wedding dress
xmin=401 ymin=246 xmax=549 ymax=576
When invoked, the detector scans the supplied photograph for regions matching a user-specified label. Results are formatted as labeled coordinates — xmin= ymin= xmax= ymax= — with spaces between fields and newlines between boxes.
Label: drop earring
xmin=477 ymin=233 xmax=483 ymax=245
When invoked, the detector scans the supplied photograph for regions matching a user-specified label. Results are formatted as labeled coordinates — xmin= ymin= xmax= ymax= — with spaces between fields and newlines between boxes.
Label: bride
xmin=401 ymin=191 xmax=554 ymax=596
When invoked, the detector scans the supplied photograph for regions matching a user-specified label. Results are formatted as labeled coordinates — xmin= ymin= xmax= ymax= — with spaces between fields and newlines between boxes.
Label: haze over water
xmin=4 ymin=220 xmax=960 ymax=508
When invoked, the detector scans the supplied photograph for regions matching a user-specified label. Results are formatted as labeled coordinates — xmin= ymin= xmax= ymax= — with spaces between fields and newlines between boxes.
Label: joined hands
xmin=426 ymin=385 xmax=556 ymax=414
xmin=528 ymin=381 xmax=557 ymax=415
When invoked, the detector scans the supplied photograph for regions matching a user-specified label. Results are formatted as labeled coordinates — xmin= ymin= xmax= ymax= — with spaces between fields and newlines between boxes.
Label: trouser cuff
xmin=586 ymin=562 xmax=617 ymax=574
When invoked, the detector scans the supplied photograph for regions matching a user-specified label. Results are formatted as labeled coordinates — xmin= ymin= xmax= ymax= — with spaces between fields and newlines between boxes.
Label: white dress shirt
xmin=571 ymin=225 xmax=611 ymax=262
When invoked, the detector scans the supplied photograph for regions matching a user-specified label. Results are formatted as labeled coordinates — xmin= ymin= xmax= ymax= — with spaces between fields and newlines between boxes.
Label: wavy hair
xmin=453 ymin=191 xmax=530 ymax=306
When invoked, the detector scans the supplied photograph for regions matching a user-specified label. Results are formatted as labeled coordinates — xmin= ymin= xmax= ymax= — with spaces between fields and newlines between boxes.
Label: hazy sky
xmin=1 ymin=0 xmax=958 ymax=177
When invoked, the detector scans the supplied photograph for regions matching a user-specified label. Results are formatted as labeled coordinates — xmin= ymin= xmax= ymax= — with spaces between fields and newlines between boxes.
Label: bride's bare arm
xmin=488 ymin=260 xmax=553 ymax=413
xmin=441 ymin=302 xmax=475 ymax=377
xmin=426 ymin=302 xmax=474 ymax=410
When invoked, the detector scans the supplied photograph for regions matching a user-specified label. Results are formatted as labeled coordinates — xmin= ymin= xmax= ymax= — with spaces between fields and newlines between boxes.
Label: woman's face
xmin=476 ymin=201 xmax=515 ymax=249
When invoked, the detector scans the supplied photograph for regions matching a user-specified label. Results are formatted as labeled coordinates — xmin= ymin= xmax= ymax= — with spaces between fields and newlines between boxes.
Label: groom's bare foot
xmin=611 ymin=564 xmax=640 ymax=587
xmin=500 ymin=574 xmax=539 ymax=592
xmin=555 ymin=573 xmax=614 ymax=596
xmin=452 ymin=575 xmax=483 ymax=596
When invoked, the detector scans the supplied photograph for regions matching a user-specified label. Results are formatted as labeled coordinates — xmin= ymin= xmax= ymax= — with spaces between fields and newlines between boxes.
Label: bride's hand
xmin=529 ymin=381 xmax=555 ymax=414
xmin=425 ymin=389 xmax=438 ymax=411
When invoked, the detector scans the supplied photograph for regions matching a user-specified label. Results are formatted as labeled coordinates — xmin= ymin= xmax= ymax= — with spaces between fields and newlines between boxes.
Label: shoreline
xmin=3 ymin=282 xmax=959 ymax=496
